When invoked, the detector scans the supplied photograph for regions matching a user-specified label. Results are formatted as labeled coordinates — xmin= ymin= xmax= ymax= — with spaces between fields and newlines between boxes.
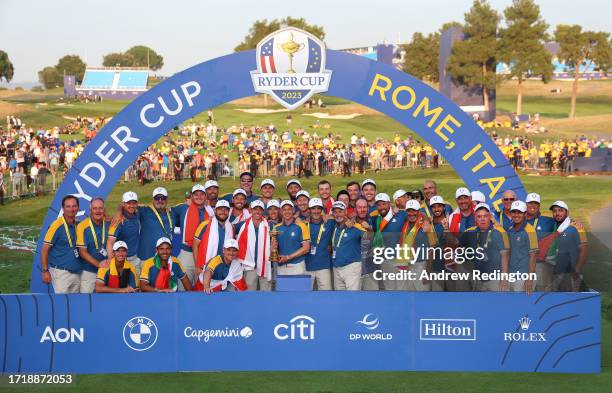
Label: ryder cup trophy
xmin=278 ymin=32 xmax=304 ymax=73
xmin=270 ymin=227 xmax=280 ymax=263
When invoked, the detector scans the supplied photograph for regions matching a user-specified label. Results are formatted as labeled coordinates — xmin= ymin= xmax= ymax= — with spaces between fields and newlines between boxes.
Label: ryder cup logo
xmin=250 ymin=27 xmax=332 ymax=110
xmin=123 ymin=316 xmax=158 ymax=351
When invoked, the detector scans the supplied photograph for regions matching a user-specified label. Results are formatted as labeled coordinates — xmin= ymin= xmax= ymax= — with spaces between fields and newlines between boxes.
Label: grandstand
xmin=68 ymin=67 xmax=150 ymax=99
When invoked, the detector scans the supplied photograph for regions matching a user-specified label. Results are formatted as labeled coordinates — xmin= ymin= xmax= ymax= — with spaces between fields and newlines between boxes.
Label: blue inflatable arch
xmin=30 ymin=50 xmax=526 ymax=292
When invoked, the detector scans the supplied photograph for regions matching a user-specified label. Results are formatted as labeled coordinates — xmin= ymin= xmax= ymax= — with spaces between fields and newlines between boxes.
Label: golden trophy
xmin=270 ymin=228 xmax=280 ymax=263
xmin=278 ymin=32 xmax=304 ymax=73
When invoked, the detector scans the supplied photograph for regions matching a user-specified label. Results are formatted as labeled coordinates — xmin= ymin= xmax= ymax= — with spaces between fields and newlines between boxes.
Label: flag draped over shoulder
xmin=153 ymin=254 xmax=178 ymax=291
xmin=196 ymin=218 xmax=235 ymax=268
xmin=236 ymin=217 xmax=271 ymax=280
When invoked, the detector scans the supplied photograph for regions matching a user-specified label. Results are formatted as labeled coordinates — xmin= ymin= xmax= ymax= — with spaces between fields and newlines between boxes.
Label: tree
xmin=234 ymin=17 xmax=325 ymax=52
xmin=401 ymin=32 xmax=440 ymax=83
xmin=38 ymin=66 xmax=61 ymax=89
xmin=499 ymin=0 xmax=553 ymax=115
xmin=554 ymin=25 xmax=612 ymax=118
xmin=447 ymin=0 xmax=500 ymax=112
xmin=125 ymin=46 xmax=164 ymax=70
xmin=56 ymin=55 xmax=86 ymax=84
xmin=102 ymin=52 xmax=135 ymax=67
xmin=0 ymin=50 xmax=14 ymax=83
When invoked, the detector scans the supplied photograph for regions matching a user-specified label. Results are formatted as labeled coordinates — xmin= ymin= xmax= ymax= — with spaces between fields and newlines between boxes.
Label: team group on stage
xmin=40 ymin=171 xmax=588 ymax=294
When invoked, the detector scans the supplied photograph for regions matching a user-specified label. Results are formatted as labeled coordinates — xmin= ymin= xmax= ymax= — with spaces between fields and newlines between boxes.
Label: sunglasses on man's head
xmin=153 ymin=195 xmax=167 ymax=201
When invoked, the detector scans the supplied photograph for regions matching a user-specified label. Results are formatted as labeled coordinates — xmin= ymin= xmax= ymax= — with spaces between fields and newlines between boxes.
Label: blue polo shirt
xmin=138 ymin=206 xmax=174 ymax=261
xmin=368 ymin=210 xmax=407 ymax=248
xmin=331 ymin=223 xmax=365 ymax=268
xmin=305 ymin=219 xmax=334 ymax=271
xmin=402 ymin=222 xmax=438 ymax=263
xmin=76 ymin=217 xmax=110 ymax=273
xmin=508 ymin=222 xmax=539 ymax=273
xmin=140 ymin=256 xmax=186 ymax=285
xmin=108 ymin=211 xmax=140 ymax=257
xmin=526 ymin=213 xmax=556 ymax=240
xmin=172 ymin=203 xmax=207 ymax=252
xmin=43 ymin=217 xmax=82 ymax=273
xmin=206 ymin=255 xmax=232 ymax=281
xmin=496 ymin=210 xmax=514 ymax=231
xmin=452 ymin=211 xmax=475 ymax=232
xmin=275 ymin=220 xmax=310 ymax=264
xmin=432 ymin=223 xmax=446 ymax=272
xmin=194 ymin=220 xmax=233 ymax=262
xmin=96 ymin=260 xmax=138 ymax=289
xmin=461 ymin=224 xmax=510 ymax=273
xmin=553 ymin=223 xmax=587 ymax=274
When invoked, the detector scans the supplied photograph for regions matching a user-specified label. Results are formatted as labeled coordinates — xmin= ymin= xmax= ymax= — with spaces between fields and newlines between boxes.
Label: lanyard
xmin=88 ymin=219 xmax=106 ymax=250
xmin=423 ymin=203 xmax=432 ymax=219
xmin=332 ymin=226 xmax=347 ymax=250
xmin=477 ymin=229 xmax=492 ymax=248
xmin=149 ymin=205 xmax=173 ymax=233
xmin=61 ymin=216 xmax=74 ymax=248
xmin=533 ymin=217 xmax=539 ymax=230
xmin=308 ymin=221 xmax=326 ymax=246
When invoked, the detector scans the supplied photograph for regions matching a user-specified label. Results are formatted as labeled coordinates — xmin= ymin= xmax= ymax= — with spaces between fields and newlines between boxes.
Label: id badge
xmin=99 ymin=248 xmax=108 ymax=257
xmin=332 ymin=250 xmax=337 ymax=259
xmin=310 ymin=246 xmax=317 ymax=255
xmin=73 ymin=249 xmax=80 ymax=258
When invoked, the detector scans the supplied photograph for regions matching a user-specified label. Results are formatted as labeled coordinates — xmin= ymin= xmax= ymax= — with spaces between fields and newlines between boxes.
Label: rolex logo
xmin=519 ymin=316 xmax=531 ymax=330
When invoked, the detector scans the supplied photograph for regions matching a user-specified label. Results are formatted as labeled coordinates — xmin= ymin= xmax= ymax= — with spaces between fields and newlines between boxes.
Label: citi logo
xmin=40 ymin=326 xmax=84 ymax=343
xmin=419 ymin=319 xmax=476 ymax=341
xmin=274 ymin=315 xmax=315 ymax=340
xmin=503 ymin=316 xmax=546 ymax=342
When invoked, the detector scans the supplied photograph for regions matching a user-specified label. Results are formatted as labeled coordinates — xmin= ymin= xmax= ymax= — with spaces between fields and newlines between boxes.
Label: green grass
xmin=496 ymin=95 xmax=612 ymax=119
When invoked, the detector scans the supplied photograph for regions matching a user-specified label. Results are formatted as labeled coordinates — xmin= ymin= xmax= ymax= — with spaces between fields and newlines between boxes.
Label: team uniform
xmin=508 ymin=222 xmax=539 ymax=291
xmin=305 ymin=219 xmax=334 ymax=290
xmin=368 ymin=210 xmax=407 ymax=290
xmin=96 ymin=259 xmax=138 ymax=290
xmin=448 ymin=209 xmax=476 ymax=290
xmin=173 ymin=203 xmax=209 ymax=284
xmin=331 ymin=222 xmax=365 ymax=290
xmin=43 ymin=217 xmax=82 ymax=293
xmin=496 ymin=210 xmax=514 ymax=231
xmin=202 ymin=255 xmax=247 ymax=292
xmin=461 ymin=224 xmax=510 ymax=291
xmin=138 ymin=206 xmax=174 ymax=261
xmin=275 ymin=220 xmax=310 ymax=275
xmin=76 ymin=217 xmax=110 ymax=293
xmin=108 ymin=212 xmax=142 ymax=275
xmin=526 ymin=213 xmax=556 ymax=291
xmin=235 ymin=218 xmax=272 ymax=291
xmin=140 ymin=256 xmax=187 ymax=291
xmin=398 ymin=220 xmax=438 ymax=291
xmin=550 ymin=223 xmax=588 ymax=291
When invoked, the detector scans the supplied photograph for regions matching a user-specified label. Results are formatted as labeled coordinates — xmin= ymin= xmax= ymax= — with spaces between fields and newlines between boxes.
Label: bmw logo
xmin=123 ymin=316 xmax=158 ymax=351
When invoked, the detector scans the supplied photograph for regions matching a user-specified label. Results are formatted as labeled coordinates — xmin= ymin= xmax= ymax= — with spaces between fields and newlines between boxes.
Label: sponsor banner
xmin=0 ymin=292 xmax=599 ymax=374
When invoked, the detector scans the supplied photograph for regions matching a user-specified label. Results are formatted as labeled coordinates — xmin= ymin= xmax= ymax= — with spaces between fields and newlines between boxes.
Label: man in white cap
xmin=459 ymin=203 xmax=510 ymax=291
xmin=331 ymin=201 xmax=366 ymax=290
xmin=305 ymin=198 xmax=335 ymax=290
xmin=428 ymin=196 xmax=454 ymax=291
xmin=197 ymin=239 xmax=248 ymax=293
xmin=95 ymin=241 xmax=138 ymax=293
xmin=140 ymin=237 xmax=192 ymax=292
xmin=393 ymin=189 xmax=409 ymax=211
xmin=193 ymin=200 xmax=235 ymax=279
xmin=354 ymin=199 xmax=377 ymax=290
xmin=108 ymin=191 xmax=142 ymax=276
xmin=448 ymin=187 xmax=475 ymax=233
xmin=271 ymin=200 xmax=311 ymax=275
xmin=295 ymin=190 xmax=311 ymax=220
xmin=508 ymin=200 xmax=538 ymax=293
xmin=546 ymin=201 xmax=588 ymax=291
xmin=135 ymin=187 xmax=174 ymax=263
xmin=172 ymin=184 xmax=211 ymax=285
xmin=203 ymin=180 xmax=220 ymax=218
xmin=259 ymin=178 xmax=276 ymax=207
xmin=229 ymin=188 xmax=252 ymax=224
xmin=76 ymin=198 xmax=110 ymax=293
xmin=369 ymin=192 xmax=407 ymax=290
xmin=235 ymin=200 xmax=272 ymax=291
xmin=361 ymin=179 xmax=378 ymax=214
xmin=286 ymin=179 xmax=302 ymax=201
xmin=524 ymin=192 xmax=556 ymax=291
xmin=266 ymin=199 xmax=281 ymax=227
xmin=471 ymin=191 xmax=486 ymax=205
xmin=496 ymin=190 xmax=517 ymax=231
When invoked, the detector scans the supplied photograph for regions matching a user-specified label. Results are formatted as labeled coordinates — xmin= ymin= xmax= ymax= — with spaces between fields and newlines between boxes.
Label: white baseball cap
xmin=526 ymin=193 xmax=541 ymax=204
xmin=122 ymin=191 xmax=138 ymax=203
xmin=393 ymin=189 xmax=408 ymax=201
xmin=510 ymin=200 xmax=527 ymax=213
xmin=204 ymin=180 xmax=219 ymax=189
xmin=296 ymin=190 xmax=310 ymax=199
xmin=233 ymin=188 xmax=247 ymax=197
xmin=223 ymin=238 xmax=239 ymax=249
xmin=550 ymin=200 xmax=569 ymax=211
xmin=332 ymin=201 xmax=346 ymax=210
xmin=308 ymin=197 xmax=323 ymax=208
xmin=471 ymin=191 xmax=486 ymax=204
xmin=375 ymin=193 xmax=391 ymax=203
xmin=406 ymin=199 xmax=421 ymax=211
xmin=156 ymin=237 xmax=172 ymax=247
xmin=112 ymin=241 xmax=128 ymax=251
xmin=152 ymin=187 xmax=168 ymax=197
xmin=429 ymin=195 xmax=445 ymax=206
xmin=215 ymin=200 xmax=230 ymax=209
xmin=192 ymin=184 xmax=206 ymax=193
xmin=361 ymin=178 xmax=376 ymax=188
xmin=280 ymin=200 xmax=294 ymax=209
xmin=250 ymin=200 xmax=265 ymax=210
xmin=474 ymin=202 xmax=491 ymax=212
xmin=267 ymin=199 xmax=280 ymax=209
xmin=455 ymin=187 xmax=471 ymax=199
xmin=286 ymin=179 xmax=302 ymax=188
xmin=261 ymin=179 xmax=275 ymax=188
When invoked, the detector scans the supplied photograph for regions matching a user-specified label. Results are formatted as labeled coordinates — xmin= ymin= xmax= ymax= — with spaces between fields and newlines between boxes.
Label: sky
xmin=1 ymin=0 xmax=610 ymax=84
